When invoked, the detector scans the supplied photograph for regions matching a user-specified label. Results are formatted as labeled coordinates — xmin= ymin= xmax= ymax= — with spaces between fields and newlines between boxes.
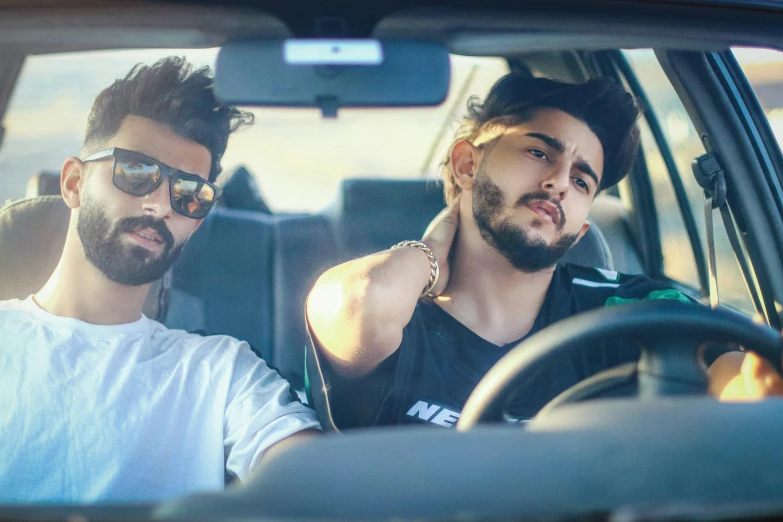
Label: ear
xmin=449 ymin=140 xmax=482 ymax=192
xmin=570 ymin=220 xmax=592 ymax=247
xmin=61 ymin=157 xmax=86 ymax=209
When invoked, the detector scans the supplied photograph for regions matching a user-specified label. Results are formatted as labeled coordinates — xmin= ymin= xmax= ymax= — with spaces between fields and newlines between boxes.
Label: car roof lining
xmin=511 ymin=51 xmax=590 ymax=83
xmin=374 ymin=7 xmax=783 ymax=53
xmin=1 ymin=2 xmax=783 ymax=56
xmin=0 ymin=4 xmax=291 ymax=55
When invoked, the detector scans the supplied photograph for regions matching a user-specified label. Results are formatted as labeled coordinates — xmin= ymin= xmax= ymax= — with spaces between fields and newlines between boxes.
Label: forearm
xmin=256 ymin=429 xmax=320 ymax=465
xmin=307 ymin=245 xmax=432 ymax=376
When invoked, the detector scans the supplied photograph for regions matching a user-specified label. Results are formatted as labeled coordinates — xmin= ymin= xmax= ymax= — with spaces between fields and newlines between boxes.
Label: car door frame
xmin=658 ymin=48 xmax=783 ymax=328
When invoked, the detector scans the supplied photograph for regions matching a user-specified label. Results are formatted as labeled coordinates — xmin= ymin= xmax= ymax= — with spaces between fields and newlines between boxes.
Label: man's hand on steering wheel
xmin=456 ymin=302 xmax=783 ymax=430
xmin=710 ymin=351 xmax=783 ymax=400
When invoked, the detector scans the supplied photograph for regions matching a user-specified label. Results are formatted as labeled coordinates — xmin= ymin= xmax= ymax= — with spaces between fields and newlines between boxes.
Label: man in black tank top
xmin=306 ymin=74 xmax=782 ymax=430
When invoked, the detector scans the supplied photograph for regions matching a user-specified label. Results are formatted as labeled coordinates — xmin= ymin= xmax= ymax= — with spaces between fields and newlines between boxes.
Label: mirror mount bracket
xmin=316 ymin=96 xmax=339 ymax=118
xmin=315 ymin=17 xmax=348 ymax=38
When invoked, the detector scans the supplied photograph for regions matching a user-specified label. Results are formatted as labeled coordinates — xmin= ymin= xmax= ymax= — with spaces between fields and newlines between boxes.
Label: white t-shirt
xmin=0 ymin=297 xmax=320 ymax=504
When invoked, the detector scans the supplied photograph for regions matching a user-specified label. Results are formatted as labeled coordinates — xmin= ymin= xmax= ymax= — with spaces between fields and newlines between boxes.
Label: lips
xmin=116 ymin=215 xmax=174 ymax=254
xmin=125 ymin=225 xmax=168 ymax=251
xmin=133 ymin=227 xmax=163 ymax=243
xmin=526 ymin=200 xmax=561 ymax=226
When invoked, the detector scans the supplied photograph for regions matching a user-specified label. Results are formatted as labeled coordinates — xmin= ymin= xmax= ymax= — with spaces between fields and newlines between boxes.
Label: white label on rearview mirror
xmin=283 ymin=39 xmax=383 ymax=65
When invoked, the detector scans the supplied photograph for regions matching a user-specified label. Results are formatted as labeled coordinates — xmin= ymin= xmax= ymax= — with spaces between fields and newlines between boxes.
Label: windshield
xmin=0 ymin=49 xmax=509 ymax=211
xmin=2 ymin=3 xmax=783 ymax=516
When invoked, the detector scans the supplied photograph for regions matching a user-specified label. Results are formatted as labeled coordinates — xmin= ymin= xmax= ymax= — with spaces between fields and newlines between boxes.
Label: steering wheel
xmin=456 ymin=301 xmax=783 ymax=430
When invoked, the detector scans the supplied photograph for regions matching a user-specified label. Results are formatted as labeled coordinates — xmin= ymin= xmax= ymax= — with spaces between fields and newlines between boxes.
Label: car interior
xmin=0 ymin=55 xmax=633 ymax=397
xmin=2 ymin=0 xmax=783 ymax=520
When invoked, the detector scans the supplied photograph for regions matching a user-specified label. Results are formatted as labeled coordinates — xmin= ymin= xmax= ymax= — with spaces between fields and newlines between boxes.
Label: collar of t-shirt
xmin=20 ymin=295 xmax=152 ymax=340
xmin=424 ymin=264 xmax=573 ymax=350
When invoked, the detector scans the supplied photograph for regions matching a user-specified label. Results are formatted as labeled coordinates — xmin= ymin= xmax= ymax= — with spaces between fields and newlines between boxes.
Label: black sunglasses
xmin=82 ymin=148 xmax=221 ymax=219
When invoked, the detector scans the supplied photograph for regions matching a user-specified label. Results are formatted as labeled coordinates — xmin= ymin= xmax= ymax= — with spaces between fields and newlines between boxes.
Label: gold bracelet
xmin=391 ymin=240 xmax=440 ymax=297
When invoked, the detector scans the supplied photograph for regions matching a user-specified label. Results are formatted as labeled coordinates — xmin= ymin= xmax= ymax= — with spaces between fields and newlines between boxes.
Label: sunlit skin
xmin=710 ymin=351 xmax=783 ymax=400
xmin=462 ymin=110 xmax=602 ymax=246
xmin=34 ymin=115 xmax=209 ymax=325
xmin=430 ymin=108 xmax=598 ymax=346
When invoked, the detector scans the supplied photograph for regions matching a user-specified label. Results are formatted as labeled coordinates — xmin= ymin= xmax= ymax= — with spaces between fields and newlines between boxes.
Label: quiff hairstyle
xmin=442 ymin=74 xmax=642 ymax=203
xmin=83 ymin=56 xmax=253 ymax=182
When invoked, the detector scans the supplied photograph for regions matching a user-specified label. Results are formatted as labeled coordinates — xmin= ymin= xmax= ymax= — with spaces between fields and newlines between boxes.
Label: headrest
xmin=25 ymin=171 xmax=61 ymax=197
xmin=220 ymin=166 xmax=271 ymax=213
xmin=0 ymin=196 xmax=171 ymax=321
xmin=0 ymin=197 xmax=70 ymax=302
xmin=561 ymin=221 xmax=614 ymax=270
xmin=328 ymin=178 xmax=445 ymax=257
xmin=337 ymin=178 xmax=445 ymax=221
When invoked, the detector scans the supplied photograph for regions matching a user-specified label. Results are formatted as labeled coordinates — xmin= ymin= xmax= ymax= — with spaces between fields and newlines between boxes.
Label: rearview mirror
xmin=215 ymin=39 xmax=451 ymax=117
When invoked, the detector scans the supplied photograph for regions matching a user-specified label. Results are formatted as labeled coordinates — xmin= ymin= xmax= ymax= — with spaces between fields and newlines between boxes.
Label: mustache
xmin=516 ymin=191 xmax=566 ymax=229
xmin=115 ymin=215 xmax=175 ymax=250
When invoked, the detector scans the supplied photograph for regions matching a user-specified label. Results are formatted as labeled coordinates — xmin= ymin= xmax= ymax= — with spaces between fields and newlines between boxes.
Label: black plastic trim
xmin=613 ymin=50 xmax=709 ymax=295
xmin=659 ymin=50 xmax=783 ymax=329
xmin=717 ymin=50 xmax=783 ymax=227
xmin=589 ymin=51 xmax=665 ymax=279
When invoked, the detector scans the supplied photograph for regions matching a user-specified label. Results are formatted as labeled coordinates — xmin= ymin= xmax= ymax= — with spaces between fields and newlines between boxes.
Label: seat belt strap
xmin=718 ymin=203 xmax=765 ymax=316
xmin=703 ymin=196 xmax=720 ymax=308
xmin=692 ymin=153 xmax=765 ymax=316
xmin=693 ymin=154 xmax=726 ymax=309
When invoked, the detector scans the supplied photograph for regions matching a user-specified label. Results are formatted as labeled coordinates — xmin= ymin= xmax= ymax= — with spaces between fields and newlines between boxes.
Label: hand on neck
xmin=433 ymin=216 xmax=556 ymax=345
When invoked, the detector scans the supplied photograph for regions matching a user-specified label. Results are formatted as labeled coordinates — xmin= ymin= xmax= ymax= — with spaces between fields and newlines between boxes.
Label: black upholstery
xmin=219 ymin=166 xmax=272 ymax=214
xmin=272 ymin=214 xmax=340 ymax=387
xmin=326 ymin=178 xmax=447 ymax=258
xmin=167 ymin=206 xmax=276 ymax=358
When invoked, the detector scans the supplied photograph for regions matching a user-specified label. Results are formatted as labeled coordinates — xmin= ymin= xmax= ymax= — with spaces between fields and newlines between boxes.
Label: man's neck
xmin=34 ymin=234 xmax=149 ymax=325
xmin=434 ymin=218 xmax=556 ymax=346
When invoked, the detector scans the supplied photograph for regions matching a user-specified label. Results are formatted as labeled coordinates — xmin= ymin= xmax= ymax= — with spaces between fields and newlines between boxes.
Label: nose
xmin=540 ymin=164 xmax=570 ymax=201
xmin=141 ymin=177 xmax=173 ymax=218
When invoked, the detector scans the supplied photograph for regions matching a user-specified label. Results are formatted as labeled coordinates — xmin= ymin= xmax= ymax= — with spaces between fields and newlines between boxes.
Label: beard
xmin=77 ymin=192 xmax=185 ymax=286
xmin=472 ymin=170 xmax=579 ymax=273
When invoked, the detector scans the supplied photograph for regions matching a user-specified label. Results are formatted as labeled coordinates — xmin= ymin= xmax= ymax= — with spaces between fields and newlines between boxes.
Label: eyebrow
xmin=524 ymin=132 xmax=600 ymax=188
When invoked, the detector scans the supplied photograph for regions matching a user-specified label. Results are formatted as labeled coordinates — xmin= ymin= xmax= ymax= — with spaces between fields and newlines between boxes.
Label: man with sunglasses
xmin=0 ymin=57 xmax=319 ymax=504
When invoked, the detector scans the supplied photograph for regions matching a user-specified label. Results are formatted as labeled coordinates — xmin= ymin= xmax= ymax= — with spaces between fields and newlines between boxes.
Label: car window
xmin=0 ymin=49 xmax=508 ymax=211
xmin=623 ymin=49 xmax=758 ymax=316
xmin=731 ymin=47 xmax=783 ymax=150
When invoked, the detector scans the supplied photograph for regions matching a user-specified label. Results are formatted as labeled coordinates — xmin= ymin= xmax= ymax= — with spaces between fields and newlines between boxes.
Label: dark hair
xmin=442 ymin=74 xmax=641 ymax=202
xmin=83 ymin=56 xmax=253 ymax=182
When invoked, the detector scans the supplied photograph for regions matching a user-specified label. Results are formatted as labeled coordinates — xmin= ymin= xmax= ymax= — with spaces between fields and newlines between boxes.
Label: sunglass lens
xmin=171 ymin=177 xmax=216 ymax=218
xmin=114 ymin=160 xmax=161 ymax=196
